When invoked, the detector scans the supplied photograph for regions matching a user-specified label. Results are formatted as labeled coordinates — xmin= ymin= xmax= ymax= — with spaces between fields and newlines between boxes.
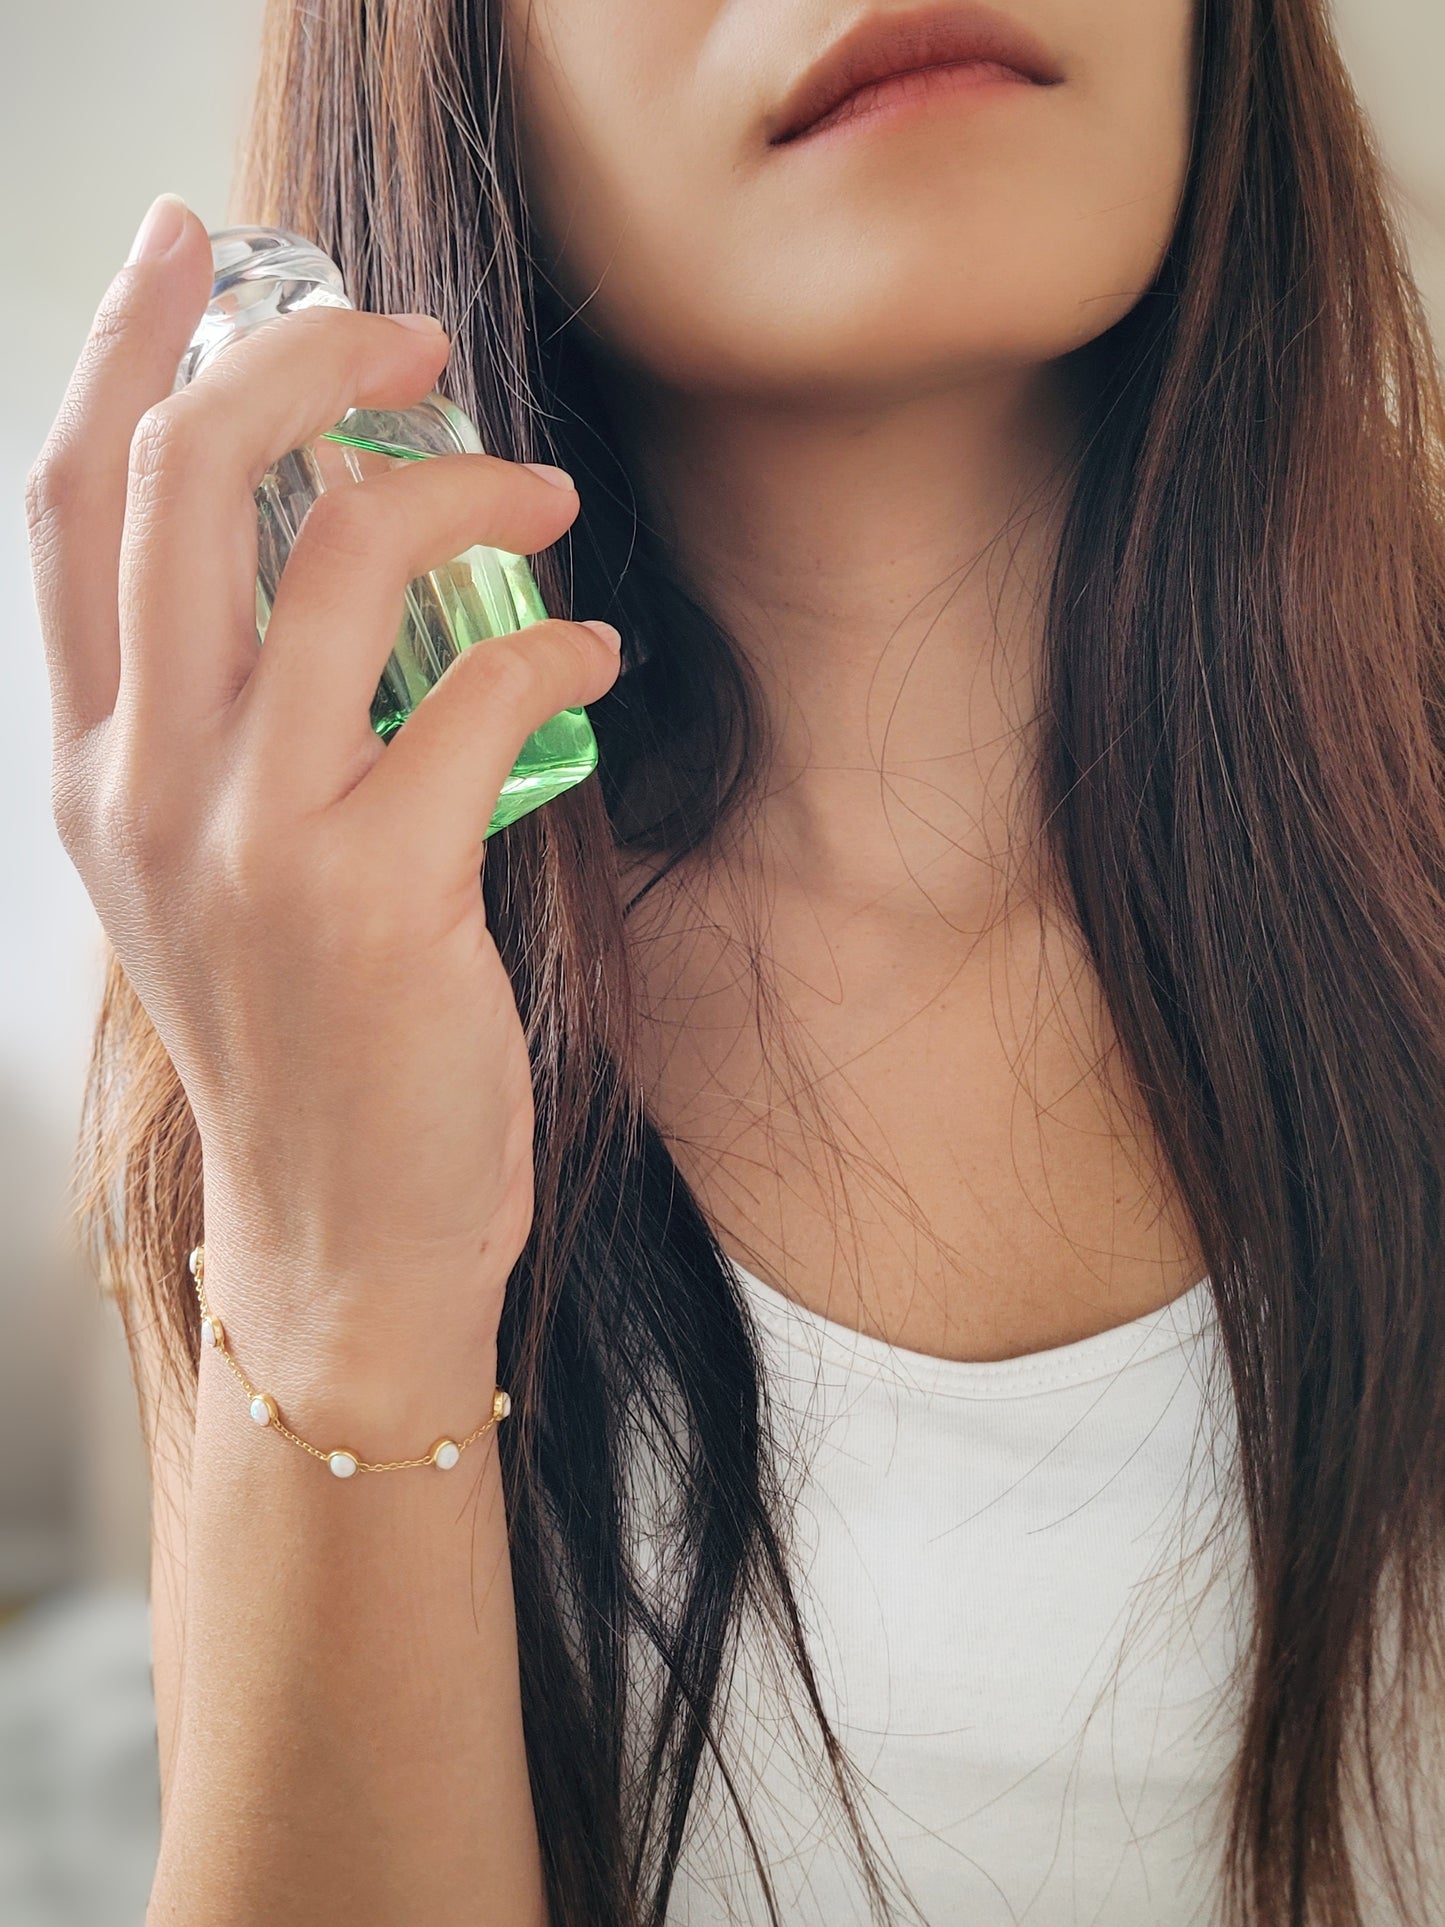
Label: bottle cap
xmin=173 ymin=226 xmax=353 ymax=393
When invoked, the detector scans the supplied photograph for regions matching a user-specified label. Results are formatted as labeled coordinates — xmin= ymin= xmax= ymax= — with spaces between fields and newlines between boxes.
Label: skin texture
xmin=511 ymin=0 xmax=1195 ymax=395
xmin=511 ymin=0 xmax=1205 ymax=1358
xmin=28 ymin=5 xmax=1199 ymax=1922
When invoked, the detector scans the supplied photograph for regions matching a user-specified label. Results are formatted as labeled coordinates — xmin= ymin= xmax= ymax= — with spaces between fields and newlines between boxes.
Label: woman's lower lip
xmin=780 ymin=59 xmax=1041 ymax=147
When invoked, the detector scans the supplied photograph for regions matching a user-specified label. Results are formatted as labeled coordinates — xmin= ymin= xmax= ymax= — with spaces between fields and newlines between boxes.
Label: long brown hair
xmin=75 ymin=0 xmax=1445 ymax=1921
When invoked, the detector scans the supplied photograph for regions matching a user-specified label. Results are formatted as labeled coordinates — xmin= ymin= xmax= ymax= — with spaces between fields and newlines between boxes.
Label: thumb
xmin=26 ymin=194 xmax=215 ymax=743
xmin=358 ymin=614 xmax=623 ymax=865
xmin=115 ymin=193 xmax=216 ymax=396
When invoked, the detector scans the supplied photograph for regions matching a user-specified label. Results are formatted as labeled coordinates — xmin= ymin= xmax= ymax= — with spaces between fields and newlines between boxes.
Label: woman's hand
xmin=26 ymin=194 xmax=621 ymax=1405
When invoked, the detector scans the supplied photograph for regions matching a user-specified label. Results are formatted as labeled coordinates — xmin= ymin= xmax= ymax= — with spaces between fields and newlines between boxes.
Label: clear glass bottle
xmin=174 ymin=226 xmax=599 ymax=838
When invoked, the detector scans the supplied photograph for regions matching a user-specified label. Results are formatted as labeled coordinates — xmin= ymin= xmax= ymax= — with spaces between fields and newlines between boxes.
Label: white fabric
xmin=664 ymin=1258 xmax=1255 ymax=1926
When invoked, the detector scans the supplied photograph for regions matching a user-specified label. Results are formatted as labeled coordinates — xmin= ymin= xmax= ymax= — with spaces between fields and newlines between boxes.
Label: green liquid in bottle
xmin=183 ymin=228 xmax=600 ymax=841
xmin=251 ymin=407 xmax=598 ymax=840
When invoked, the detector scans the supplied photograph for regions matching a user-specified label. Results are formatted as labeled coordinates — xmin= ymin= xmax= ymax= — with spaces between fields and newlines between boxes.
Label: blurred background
xmin=1 ymin=3 xmax=1442 ymax=1921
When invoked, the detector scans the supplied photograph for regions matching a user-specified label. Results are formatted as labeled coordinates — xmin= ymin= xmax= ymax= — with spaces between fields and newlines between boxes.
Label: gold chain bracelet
xmin=187 ymin=1242 xmax=511 ymax=1479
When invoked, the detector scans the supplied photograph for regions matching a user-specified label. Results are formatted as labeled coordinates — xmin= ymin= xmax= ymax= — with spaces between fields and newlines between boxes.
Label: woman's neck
xmin=612 ymin=354 xmax=1081 ymax=922
xmin=608 ymin=355 xmax=1208 ymax=1361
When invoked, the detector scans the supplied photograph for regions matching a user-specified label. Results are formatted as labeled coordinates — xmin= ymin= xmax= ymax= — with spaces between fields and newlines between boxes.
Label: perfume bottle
xmin=174 ymin=225 xmax=599 ymax=838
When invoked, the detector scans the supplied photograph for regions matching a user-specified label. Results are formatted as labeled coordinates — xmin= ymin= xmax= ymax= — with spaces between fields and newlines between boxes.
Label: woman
xmin=24 ymin=0 xmax=1445 ymax=1919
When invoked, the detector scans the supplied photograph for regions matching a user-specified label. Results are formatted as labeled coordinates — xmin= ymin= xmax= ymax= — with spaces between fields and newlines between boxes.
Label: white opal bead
xmin=431 ymin=1438 xmax=460 ymax=1470
xmin=328 ymin=1451 xmax=359 ymax=1478
xmin=200 ymin=1315 xmax=222 ymax=1349
xmin=188 ymin=1244 xmax=204 ymax=1281
xmin=249 ymin=1393 xmax=276 ymax=1427
xmin=494 ymin=1389 xmax=512 ymax=1420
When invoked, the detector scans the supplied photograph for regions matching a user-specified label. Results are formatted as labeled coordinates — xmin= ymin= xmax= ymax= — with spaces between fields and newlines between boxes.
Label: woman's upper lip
xmin=766 ymin=3 xmax=1065 ymax=146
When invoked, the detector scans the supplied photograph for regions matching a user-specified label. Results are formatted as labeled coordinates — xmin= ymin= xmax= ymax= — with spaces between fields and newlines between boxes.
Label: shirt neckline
xmin=725 ymin=1253 xmax=1218 ymax=1400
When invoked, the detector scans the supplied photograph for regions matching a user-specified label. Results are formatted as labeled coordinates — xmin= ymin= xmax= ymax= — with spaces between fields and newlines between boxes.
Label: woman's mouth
xmin=766 ymin=5 xmax=1065 ymax=151
xmin=781 ymin=56 xmax=1044 ymax=147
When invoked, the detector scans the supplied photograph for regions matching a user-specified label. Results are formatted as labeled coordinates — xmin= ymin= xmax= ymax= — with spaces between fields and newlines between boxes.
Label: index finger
xmin=114 ymin=299 xmax=458 ymax=740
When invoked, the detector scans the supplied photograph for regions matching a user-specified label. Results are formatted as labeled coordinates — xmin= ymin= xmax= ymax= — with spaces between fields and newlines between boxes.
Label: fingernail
xmin=581 ymin=619 xmax=622 ymax=650
xmin=387 ymin=312 xmax=448 ymax=334
xmin=524 ymin=462 xmax=575 ymax=491
xmin=127 ymin=193 xmax=188 ymax=265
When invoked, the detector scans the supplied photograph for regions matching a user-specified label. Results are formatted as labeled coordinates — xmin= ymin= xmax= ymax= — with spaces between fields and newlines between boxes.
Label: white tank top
xmin=663 ymin=1256 xmax=1254 ymax=1926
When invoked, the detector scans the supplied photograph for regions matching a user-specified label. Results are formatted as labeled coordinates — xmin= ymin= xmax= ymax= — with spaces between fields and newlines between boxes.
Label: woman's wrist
xmin=197 ymin=1180 xmax=521 ymax=1302
xmin=192 ymin=1317 xmax=507 ymax=1473
xmin=188 ymin=1229 xmax=512 ymax=1465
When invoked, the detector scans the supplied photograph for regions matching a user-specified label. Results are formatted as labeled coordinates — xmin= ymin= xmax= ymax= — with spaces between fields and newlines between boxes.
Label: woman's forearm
xmin=24 ymin=205 xmax=615 ymax=1927
xmin=147 ymin=1247 xmax=545 ymax=1927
